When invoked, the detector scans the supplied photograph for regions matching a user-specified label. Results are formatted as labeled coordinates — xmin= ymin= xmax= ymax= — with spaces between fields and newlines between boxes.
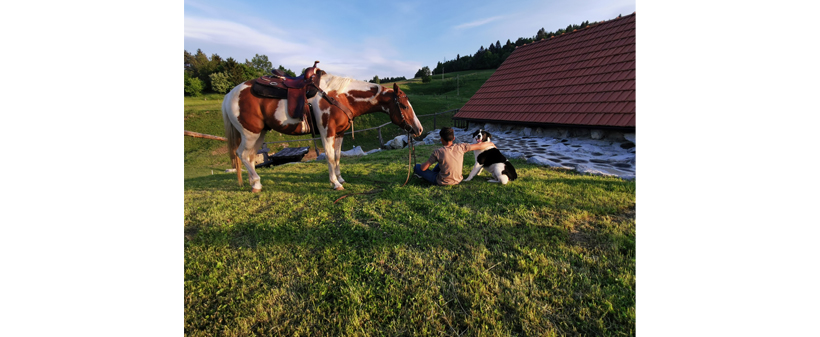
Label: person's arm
xmin=420 ymin=158 xmax=435 ymax=171
xmin=468 ymin=141 xmax=495 ymax=152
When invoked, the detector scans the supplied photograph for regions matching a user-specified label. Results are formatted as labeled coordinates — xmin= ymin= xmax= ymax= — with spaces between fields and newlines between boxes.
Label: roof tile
xmin=457 ymin=13 xmax=635 ymax=128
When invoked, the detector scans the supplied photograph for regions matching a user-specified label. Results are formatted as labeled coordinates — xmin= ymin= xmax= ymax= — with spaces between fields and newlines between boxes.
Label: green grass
xmin=185 ymin=71 xmax=635 ymax=335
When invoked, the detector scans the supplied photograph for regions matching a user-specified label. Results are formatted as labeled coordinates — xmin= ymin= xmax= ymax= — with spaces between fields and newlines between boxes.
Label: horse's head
xmin=388 ymin=83 xmax=423 ymax=137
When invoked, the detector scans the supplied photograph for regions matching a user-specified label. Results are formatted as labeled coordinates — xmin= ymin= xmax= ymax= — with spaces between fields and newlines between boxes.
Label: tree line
xmin=368 ymin=75 xmax=407 ymax=84
xmin=184 ymin=49 xmax=298 ymax=97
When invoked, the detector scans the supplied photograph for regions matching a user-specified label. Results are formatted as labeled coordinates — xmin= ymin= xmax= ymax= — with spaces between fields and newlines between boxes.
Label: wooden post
xmin=378 ymin=127 xmax=384 ymax=148
xmin=433 ymin=115 xmax=436 ymax=130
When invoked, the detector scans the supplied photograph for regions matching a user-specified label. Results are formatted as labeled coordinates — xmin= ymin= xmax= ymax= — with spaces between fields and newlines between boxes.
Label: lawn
xmin=184 ymin=72 xmax=636 ymax=336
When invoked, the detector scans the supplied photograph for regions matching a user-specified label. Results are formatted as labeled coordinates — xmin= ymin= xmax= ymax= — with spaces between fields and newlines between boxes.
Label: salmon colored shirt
xmin=427 ymin=143 xmax=471 ymax=185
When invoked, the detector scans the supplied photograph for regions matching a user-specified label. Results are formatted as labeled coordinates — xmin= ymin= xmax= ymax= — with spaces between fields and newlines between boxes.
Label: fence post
xmin=378 ymin=127 xmax=384 ymax=148
xmin=433 ymin=115 xmax=436 ymax=130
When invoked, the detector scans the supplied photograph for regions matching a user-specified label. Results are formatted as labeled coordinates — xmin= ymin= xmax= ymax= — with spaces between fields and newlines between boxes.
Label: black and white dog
xmin=464 ymin=129 xmax=518 ymax=184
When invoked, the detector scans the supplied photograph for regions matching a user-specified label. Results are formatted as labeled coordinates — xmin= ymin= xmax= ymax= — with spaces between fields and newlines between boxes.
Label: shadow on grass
xmin=184 ymin=164 xmax=634 ymax=258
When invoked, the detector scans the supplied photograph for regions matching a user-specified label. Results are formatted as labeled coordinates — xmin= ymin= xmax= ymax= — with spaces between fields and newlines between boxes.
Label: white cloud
xmin=454 ymin=16 xmax=505 ymax=29
xmin=184 ymin=16 xmax=420 ymax=81
xmin=184 ymin=16 xmax=307 ymax=55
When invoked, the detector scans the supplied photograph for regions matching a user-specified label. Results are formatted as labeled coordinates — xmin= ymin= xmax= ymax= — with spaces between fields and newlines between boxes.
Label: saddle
xmin=251 ymin=61 xmax=323 ymax=120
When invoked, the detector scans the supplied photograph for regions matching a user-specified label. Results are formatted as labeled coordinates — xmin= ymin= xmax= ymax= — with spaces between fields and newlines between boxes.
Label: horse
xmin=222 ymin=68 xmax=423 ymax=192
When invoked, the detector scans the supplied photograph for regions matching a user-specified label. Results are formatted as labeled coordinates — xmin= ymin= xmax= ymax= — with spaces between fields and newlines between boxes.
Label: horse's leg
xmin=322 ymin=135 xmax=344 ymax=190
xmin=237 ymin=131 xmax=264 ymax=192
xmin=333 ymin=137 xmax=345 ymax=184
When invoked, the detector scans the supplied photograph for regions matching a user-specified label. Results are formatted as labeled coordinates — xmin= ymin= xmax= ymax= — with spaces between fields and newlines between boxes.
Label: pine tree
xmin=536 ymin=28 xmax=547 ymax=40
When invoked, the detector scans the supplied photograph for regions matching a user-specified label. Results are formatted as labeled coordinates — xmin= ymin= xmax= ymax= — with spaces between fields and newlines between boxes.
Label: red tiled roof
xmin=454 ymin=13 xmax=636 ymax=128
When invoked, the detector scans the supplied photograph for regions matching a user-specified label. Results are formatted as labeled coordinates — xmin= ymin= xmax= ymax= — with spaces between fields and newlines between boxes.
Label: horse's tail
xmin=222 ymin=92 xmax=243 ymax=186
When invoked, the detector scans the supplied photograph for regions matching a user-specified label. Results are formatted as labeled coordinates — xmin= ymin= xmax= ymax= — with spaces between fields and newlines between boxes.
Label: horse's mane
xmin=322 ymin=73 xmax=383 ymax=94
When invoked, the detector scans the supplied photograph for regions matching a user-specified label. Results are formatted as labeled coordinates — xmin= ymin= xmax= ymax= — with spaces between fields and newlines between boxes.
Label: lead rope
xmin=401 ymin=131 xmax=416 ymax=187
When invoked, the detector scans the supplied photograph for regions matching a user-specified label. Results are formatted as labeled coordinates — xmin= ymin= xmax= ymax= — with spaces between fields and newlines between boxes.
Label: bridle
xmin=392 ymin=91 xmax=414 ymax=133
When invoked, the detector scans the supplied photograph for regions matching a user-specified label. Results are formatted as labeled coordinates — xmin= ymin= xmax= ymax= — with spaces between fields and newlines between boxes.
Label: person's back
xmin=414 ymin=127 xmax=495 ymax=185
xmin=429 ymin=142 xmax=471 ymax=185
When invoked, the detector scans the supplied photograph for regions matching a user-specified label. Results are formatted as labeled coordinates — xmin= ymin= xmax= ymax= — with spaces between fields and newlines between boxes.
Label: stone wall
xmin=477 ymin=123 xmax=631 ymax=143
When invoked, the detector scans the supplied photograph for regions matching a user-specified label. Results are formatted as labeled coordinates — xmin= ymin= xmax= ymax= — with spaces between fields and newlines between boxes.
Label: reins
xmin=401 ymin=131 xmax=417 ymax=187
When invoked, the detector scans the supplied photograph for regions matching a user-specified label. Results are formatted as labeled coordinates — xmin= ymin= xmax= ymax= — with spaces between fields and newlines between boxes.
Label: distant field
xmin=184 ymin=69 xmax=635 ymax=336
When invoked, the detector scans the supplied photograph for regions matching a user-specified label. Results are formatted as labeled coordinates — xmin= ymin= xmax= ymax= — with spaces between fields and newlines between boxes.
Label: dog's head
xmin=471 ymin=129 xmax=491 ymax=143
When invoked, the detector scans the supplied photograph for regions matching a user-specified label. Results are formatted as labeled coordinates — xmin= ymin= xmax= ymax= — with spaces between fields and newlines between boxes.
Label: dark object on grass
xmin=255 ymin=146 xmax=310 ymax=168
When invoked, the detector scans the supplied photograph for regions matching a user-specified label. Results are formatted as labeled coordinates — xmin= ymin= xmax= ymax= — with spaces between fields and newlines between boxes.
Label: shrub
xmin=184 ymin=77 xmax=204 ymax=97
xmin=210 ymin=72 xmax=233 ymax=94
xmin=421 ymin=75 xmax=432 ymax=83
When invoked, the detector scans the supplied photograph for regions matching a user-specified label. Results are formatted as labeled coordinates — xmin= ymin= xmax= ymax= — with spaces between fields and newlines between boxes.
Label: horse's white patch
xmin=408 ymin=101 xmax=423 ymax=133
xmin=322 ymin=73 xmax=379 ymax=103
xmin=226 ymin=83 xmax=251 ymax=120
xmin=273 ymin=99 xmax=288 ymax=124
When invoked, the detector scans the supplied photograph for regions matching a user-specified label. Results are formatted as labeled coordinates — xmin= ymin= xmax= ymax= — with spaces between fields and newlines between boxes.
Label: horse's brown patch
xmin=347 ymin=87 xmax=378 ymax=99
xmin=260 ymin=98 xmax=300 ymax=134
xmin=237 ymin=83 xmax=265 ymax=134
xmin=318 ymin=95 xmax=332 ymax=111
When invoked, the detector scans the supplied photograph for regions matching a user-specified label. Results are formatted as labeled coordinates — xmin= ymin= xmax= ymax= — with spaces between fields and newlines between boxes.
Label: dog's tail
xmin=502 ymin=161 xmax=518 ymax=181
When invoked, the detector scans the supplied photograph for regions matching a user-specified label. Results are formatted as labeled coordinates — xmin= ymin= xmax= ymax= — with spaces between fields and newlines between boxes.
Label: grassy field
xmin=184 ymin=71 xmax=636 ymax=336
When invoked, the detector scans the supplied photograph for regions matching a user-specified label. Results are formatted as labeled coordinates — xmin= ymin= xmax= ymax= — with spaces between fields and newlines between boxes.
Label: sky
xmin=184 ymin=0 xmax=636 ymax=81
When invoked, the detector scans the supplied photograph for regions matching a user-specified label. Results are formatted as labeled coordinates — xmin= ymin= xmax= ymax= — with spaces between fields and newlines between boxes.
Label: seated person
xmin=414 ymin=127 xmax=495 ymax=185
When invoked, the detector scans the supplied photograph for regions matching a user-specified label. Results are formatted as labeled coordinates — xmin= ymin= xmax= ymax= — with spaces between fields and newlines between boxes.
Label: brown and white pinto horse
xmin=222 ymin=70 xmax=423 ymax=192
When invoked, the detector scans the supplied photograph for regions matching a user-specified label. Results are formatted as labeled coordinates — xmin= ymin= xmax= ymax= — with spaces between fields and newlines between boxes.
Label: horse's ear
xmin=393 ymin=83 xmax=400 ymax=93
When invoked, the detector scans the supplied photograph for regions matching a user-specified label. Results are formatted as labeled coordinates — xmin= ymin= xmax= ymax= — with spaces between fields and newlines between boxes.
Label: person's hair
xmin=439 ymin=127 xmax=454 ymax=142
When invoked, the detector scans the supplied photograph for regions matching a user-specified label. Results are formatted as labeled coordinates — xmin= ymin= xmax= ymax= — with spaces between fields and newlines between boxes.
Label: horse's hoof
xmin=251 ymin=188 xmax=262 ymax=193
xmin=333 ymin=185 xmax=345 ymax=191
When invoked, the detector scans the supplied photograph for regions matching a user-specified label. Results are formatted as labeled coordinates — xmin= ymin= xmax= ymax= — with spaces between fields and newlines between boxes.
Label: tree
xmin=422 ymin=74 xmax=432 ymax=83
xmin=209 ymin=72 xmax=233 ymax=94
xmin=372 ymin=75 xmax=380 ymax=84
xmin=184 ymin=75 xmax=204 ymax=97
xmin=495 ymin=40 xmax=501 ymax=50
xmin=277 ymin=65 xmax=296 ymax=77
xmin=223 ymin=57 xmax=248 ymax=86
xmin=536 ymin=27 xmax=547 ymax=40
xmin=415 ymin=67 xmax=432 ymax=79
xmin=245 ymin=54 xmax=272 ymax=76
